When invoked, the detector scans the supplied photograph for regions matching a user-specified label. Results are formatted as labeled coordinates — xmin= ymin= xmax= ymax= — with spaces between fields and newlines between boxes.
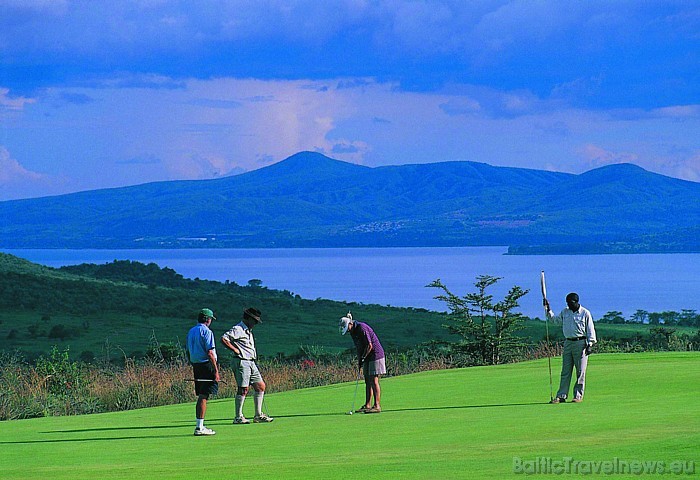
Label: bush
xmin=145 ymin=342 xmax=185 ymax=363
xmin=48 ymin=324 xmax=76 ymax=340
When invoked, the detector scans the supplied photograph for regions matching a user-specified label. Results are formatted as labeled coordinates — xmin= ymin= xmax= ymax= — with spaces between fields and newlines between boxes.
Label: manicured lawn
xmin=1 ymin=352 xmax=697 ymax=479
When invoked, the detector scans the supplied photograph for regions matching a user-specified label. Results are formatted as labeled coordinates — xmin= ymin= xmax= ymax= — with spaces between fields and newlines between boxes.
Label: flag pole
xmin=541 ymin=270 xmax=554 ymax=402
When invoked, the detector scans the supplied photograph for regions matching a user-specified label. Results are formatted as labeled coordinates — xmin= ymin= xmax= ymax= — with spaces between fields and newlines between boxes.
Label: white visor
xmin=339 ymin=317 xmax=351 ymax=335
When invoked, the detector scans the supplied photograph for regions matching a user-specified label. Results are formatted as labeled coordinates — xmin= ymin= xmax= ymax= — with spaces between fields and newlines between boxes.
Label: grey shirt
xmin=547 ymin=306 xmax=597 ymax=345
xmin=222 ymin=321 xmax=257 ymax=360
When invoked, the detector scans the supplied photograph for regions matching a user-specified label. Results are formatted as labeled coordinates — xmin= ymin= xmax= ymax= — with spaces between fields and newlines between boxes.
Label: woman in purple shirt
xmin=339 ymin=312 xmax=386 ymax=413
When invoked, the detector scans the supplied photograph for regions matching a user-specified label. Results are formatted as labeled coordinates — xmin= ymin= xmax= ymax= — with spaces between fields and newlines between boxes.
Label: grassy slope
xmin=1 ymin=352 xmax=698 ymax=479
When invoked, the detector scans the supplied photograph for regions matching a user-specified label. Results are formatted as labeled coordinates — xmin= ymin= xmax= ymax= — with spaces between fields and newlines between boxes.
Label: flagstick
xmin=541 ymin=271 xmax=554 ymax=402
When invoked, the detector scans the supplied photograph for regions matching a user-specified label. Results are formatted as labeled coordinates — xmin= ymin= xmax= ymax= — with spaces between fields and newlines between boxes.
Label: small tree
xmin=428 ymin=275 xmax=529 ymax=366
xmin=630 ymin=310 xmax=649 ymax=324
xmin=599 ymin=311 xmax=625 ymax=324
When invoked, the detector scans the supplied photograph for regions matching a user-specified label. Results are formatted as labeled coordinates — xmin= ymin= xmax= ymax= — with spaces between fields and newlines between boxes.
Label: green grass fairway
xmin=1 ymin=352 xmax=698 ymax=479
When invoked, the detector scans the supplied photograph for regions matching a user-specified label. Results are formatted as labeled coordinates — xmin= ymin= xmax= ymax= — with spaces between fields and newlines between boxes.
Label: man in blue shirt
xmin=186 ymin=308 xmax=220 ymax=435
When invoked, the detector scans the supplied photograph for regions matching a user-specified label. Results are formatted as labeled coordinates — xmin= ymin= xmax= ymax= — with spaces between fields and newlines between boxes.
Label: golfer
xmin=221 ymin=307 xmax=273 ymax=424
xmin=544 ymin=293 xmax=597 ymax=403
xmin=186 ymin=308 xmax=220 ymax=436
xmin=339 ymin=312 xmax=386 ymax=413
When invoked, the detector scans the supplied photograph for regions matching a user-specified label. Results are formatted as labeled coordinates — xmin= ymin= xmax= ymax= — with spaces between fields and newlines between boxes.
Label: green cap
xmin=199 ymin=308 xmax=216 ymax=320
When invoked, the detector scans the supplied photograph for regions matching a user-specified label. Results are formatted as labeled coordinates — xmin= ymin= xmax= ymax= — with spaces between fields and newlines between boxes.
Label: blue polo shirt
xmin=187 ymin=323 xmax=216 ymax=364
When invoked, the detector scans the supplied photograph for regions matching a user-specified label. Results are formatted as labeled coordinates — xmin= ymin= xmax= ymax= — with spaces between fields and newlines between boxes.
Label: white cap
xmin=338 ymin=312 xmax=353 ymax=335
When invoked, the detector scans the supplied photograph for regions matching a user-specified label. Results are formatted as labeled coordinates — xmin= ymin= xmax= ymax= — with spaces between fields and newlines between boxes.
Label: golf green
xmin=1 ymin=352 xmax=697 ymax=479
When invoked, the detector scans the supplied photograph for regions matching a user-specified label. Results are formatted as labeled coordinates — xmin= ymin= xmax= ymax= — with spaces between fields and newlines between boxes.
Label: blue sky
xmin=1 ymin=0 xmax=699 ymax=200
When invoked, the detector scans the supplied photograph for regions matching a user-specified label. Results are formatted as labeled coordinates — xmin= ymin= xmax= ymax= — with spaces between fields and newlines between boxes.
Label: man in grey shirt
xmin=221 ymin=307 xmax=273 ymax=424
xmin=544 ymin=293 xmax=597 ymax=403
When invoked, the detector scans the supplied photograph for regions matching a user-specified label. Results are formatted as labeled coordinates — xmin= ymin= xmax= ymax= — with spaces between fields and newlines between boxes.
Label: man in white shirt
xmin=544 ymin=293 xmax=597 ymax=403
xmin=221 ymin=307 xmax=274 ymax=424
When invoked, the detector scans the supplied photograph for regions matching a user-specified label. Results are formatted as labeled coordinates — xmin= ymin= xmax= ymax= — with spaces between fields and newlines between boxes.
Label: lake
xmin=3 ymin=247 xmax=698 ymax=319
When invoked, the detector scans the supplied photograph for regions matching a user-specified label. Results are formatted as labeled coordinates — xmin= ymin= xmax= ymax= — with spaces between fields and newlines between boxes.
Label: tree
xmin=660 ymin=311 xmax=680 ymax=326
xmin=679 ymin=309 xmax=699 ymax=327
xmin=630 ymin=310 xmax=649 ymax=324
xmin=650 ymin=326 xmax=677 ymax=349
xmin=648 ymin=312 xmax=662 ymax=325
xmin=428 ymin=275 xmax=529 ymax=366
xmin=599 ymin=311 xmax=625 ymax=324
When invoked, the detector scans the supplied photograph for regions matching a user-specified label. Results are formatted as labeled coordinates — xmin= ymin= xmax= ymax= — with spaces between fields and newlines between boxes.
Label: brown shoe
xmin=364 ymin=406 xmax=381 ymax=413
xmin=571 ymin=398 xmax=583 ymax=403
xmin=549 ymin=397 xmax=565 ymax=404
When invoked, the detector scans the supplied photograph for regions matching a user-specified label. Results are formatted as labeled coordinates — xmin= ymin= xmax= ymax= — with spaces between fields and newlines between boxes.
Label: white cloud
xmin=0 ymin=146 xmax=44 ymax=183
xmin=0 ymin=146 xmax=64 ymax=200
xmin=0 ymin=88 xmax=35 ymax=111
xmin=577 ymin=144 xmax=639 ymax=170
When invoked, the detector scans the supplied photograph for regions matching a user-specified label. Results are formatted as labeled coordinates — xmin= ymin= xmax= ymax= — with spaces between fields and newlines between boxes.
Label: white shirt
xmin=222 ymin=321 xmax=257 ymax=360
xmin=547 ymin=306 xmax=597 ymax=345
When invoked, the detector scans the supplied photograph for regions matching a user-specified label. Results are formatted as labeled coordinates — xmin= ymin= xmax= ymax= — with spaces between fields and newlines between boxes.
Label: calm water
xmin=4 ymin=247 xmax=698 ymax=319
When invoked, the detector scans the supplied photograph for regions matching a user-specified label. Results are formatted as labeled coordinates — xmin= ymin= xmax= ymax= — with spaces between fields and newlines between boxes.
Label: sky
xmin=1 ymin=0 xmax=699 ymax=200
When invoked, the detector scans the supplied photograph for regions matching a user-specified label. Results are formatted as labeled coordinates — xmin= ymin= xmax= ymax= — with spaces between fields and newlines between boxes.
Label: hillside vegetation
xmin=0 ymin=252 xmax=453 ymax=361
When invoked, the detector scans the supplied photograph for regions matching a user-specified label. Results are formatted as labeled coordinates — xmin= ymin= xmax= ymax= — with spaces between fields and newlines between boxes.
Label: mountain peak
xmin=248 ymin=151 xmax=370 ymax=182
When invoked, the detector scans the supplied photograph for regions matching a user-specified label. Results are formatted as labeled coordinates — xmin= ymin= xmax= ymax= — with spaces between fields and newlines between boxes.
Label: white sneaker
xmin=194 ymin=426 xmax=216 ymax=436
xmin=233 ymin=416 xmax=251 ymax=424
xmin=254 ymin=413 xmax=274 ymax=423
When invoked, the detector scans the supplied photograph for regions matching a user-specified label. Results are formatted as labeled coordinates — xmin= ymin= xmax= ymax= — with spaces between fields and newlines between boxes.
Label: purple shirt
xmin=351 ymin=321 xmax=385 ymax=361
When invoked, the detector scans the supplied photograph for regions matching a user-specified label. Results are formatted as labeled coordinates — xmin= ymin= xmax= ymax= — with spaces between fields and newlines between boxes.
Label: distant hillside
xmin=1 ymin=151 xmax=699 ymax=252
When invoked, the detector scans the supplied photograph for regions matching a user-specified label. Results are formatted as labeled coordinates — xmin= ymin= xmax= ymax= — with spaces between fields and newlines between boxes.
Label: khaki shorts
xmin=233 ymin=358 xmax=263 ymax=388
xmin=363 ymin=357 xmax=386 ymax=377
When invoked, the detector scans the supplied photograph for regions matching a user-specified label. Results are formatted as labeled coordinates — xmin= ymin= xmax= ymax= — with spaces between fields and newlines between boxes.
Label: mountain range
xmin=1 ymin=151 xmax=699 ymax=253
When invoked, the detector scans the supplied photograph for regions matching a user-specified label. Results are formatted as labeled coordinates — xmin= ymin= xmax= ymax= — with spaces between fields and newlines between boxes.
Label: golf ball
xmin=348 ymin=411 xmax=353 ymax=415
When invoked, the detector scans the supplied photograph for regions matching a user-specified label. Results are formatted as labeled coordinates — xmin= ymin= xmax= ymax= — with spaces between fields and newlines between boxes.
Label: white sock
xmin=235 ymin=395 xmax=245 ymax=418
xmin=254 ymin=391 xmax=264 ymax=417
xmin=196 ymin=418 xmax=204 ymax=429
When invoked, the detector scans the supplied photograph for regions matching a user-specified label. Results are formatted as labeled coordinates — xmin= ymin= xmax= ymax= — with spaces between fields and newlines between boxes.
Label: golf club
xmin=541 ymin=271 xmax=554 ymax=402
xmin=346 ymin=368 xmax=361 ymax=415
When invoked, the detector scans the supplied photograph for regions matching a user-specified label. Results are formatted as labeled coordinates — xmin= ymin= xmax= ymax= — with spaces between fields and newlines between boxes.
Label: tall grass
xmin=0 ymin=347 xmax=453 ymax=421
xmin=2 ymin=329 xmax=696 ymax=421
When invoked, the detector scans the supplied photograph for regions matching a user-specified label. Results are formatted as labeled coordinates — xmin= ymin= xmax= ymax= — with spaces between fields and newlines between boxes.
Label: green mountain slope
xmin=0 ymin=252 xmax=452 ymax=359
xmin=1 ymin=152 xmax=699 ymax=251
xmin=1 ymin=352 xmax=697 ymax=479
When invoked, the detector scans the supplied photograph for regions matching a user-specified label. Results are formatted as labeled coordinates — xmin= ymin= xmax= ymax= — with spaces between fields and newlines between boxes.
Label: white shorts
xmin=233 ymin=358 xmax=263 ymax=387
xmin=363 ymin=357 xmax=386 ymax=376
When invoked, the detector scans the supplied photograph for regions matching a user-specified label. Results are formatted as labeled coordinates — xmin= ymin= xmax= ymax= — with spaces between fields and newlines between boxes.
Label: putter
xmin=346 ymin=369 xmax=361 ymax=415
xmin=541 ymin=271 xmax=554 ymax=402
